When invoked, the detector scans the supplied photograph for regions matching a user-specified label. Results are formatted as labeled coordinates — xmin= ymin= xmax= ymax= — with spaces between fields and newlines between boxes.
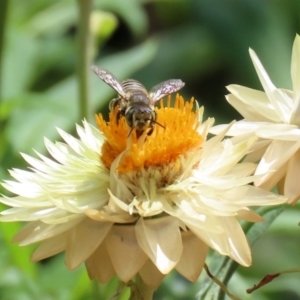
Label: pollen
xmin=96 ymin=95 xmax=204 ymax=173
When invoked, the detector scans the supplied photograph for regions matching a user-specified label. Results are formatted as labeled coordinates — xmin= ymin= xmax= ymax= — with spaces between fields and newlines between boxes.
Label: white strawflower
xmin=211 ymin=35 xmax=300 ymax=204
xmin=0 ymin=95 xmax=286 ymax=288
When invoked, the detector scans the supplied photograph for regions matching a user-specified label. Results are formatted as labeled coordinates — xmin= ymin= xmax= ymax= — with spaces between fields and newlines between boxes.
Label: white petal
xmin=203 ymin=122 xmax=234 ymax=156
xmin=237 ymin=209 xmax=264 ymax=222
xmin=243 ymin=139 xmax=271 ymax=163
xmin=226 ymin=162 xmax=256 ymax=177
xmin=227 ymin=94 xmax=266 ymax=121
xmin=1 ymin=180 xmax=42 ymax=198
xmin=138 ymin=260 xmax=165 ymax=289
xmin=14 ymin=218 xmax=83 ymax=246
xmin=86 ymin=208 xmax=137 ymax=223
xmin=198 ymin=117 xmax=215 ymax=138
xmin=270 ymin=89 xmax=293 ymax=122
xmin=255 ymin=140 xmax=300 ymax=186
xmin=220 ymin=217 xmax=251 ymax=266
xmin=249 ymin=49 xmax=291 ymax=123
xmin=235 ymin=185 xmax=287 ymax=206
xmin=105 ymin=225 xmax=148 ymax=282
xmin=257 ymin=161 xmax=288 ymax=191
xmin=285 ymin=149 xmax=300 ymax=204
xmin=76 ymin=121 xmax=104 ymax=152
xmin=12 ymin=221 xmax=41 ymax=243
xmin=21 ymin=152 xmax=54 ymax=175
xmin=167 ymin=205 xmax=231 ymax=256
xmin=58 ymin=128 xmax=89 ymax=154
xmin=0 ymin=195 xmax=49 ymax=208
xmin=181 ymin=217 xmax=229 ymax=256
xmin=109 ymin=152 xmax=135 ymax=202
xmin=57 ymin=128 xmax=99 ymax=162
xmin=208 ymin=124 xmax=229 ymax=135
xmin=175 ymin=231 xmax=208 ymax=281
xmin=0 ymin=206 xmax=64 ymax=222
xmin=226 ymin=85 xmax=281 ymax=122
xmin=184 ymin=213 xmax=251 ymax=265
xmin=164 ymin=197 xmax=223 ymax=233
xmin=85 ymin=242 xmax=115 ymax=283
xmin=291 ymin=35 xmax=300 ymax=126
xmin=200 ymin=136 xmax=257 ymax=176
xmin=135 ymin=217 xmax=182 ymax=274
xmin=31 ymin=234 xmax=66 ymax=261
xmin=256 ymin=124 xmax=300 ymax=141
xmin=65 ymin=218 xmax=112 ymax=269
xmin=210 ymin=120 xmax=270 ymax=136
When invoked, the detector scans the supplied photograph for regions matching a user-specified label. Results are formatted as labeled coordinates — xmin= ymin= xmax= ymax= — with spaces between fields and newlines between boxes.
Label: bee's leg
xmin=147 ymin=124 xmax=155 ymax=136
xmin=109 ymin=97 xmax=121 ymax=111
xmin=147 ymin=111 xmax=157 ymax=136
xmin=116 ymin=108 xmax=125 ymax=124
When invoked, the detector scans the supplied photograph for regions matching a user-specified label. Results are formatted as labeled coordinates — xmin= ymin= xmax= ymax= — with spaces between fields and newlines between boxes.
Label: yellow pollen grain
xmin=97 ymin=95 xmax=204 ymax=172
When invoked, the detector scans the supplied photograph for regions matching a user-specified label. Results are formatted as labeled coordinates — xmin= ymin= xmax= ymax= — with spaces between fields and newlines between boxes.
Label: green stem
xmin=0 ymin=0 xmax=8 ymax=100
xmin=77 ymin=0 xmax=92 ymax=121
xmin=130 ymin=274 xmax=154 ymax=300
xmin=91 ymin=279 xmax=100 ymax=300
xmin=0 ymin=0 xmax=9 ymax=149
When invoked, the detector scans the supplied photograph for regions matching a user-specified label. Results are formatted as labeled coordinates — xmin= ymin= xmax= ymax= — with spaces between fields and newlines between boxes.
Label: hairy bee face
xmin=126 ymin=106 xmax=156 ymax=133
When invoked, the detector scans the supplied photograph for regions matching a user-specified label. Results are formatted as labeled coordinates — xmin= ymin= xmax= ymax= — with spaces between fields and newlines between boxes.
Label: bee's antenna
xmin=127 ymin=126 xmax=136 ymax=137
xmin=153 ymin=121 xmax=166 ymax=129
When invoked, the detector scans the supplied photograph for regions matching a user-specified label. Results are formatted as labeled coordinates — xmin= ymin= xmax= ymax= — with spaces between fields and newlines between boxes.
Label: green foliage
xmin=1 ymin=0 xmax=300 ymax=299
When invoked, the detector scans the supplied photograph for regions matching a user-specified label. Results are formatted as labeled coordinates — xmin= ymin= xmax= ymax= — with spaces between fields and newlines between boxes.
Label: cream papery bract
xmin=210 ymin=35 xmax=300 ymax=204
xmin=0 ymin=96 xmax=287 ymax=289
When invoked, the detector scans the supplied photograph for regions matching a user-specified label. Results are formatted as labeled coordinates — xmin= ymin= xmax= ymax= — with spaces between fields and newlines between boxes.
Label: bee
xmin=91 ymin=66 xmax=185 ymax=136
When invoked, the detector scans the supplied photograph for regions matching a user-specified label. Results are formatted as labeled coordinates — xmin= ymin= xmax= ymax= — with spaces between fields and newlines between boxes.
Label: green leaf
xmin=0 ymin=205 xmax=37 ymax=278
xmin=24 ymin=0 xmax=77 ymax=37
xmin=243 ymin=205 xmax=287 ymax=246
xmin=96 ymin=0 xmax=148 ymax=38
xmin=2 ymin=29 xmax=39 ymax=99
xmin=70 ymin=268 xmax=91 ymax=300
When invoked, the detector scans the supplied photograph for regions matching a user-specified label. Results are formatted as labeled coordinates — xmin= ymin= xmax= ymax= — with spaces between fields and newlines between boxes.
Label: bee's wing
xmin=149 ymin=79 xmax=185 ymax=103
xmin=91 ymin=66 xmax=126 ymax=98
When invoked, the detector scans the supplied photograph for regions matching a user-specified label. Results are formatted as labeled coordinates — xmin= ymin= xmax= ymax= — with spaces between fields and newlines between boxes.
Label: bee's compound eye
xmin=125 ymin=108 xmax=135 ymax=127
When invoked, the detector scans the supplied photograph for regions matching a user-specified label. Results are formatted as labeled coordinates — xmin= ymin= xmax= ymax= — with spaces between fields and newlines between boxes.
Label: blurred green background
xmin=1 ymin=0 xmax=300 ymax=299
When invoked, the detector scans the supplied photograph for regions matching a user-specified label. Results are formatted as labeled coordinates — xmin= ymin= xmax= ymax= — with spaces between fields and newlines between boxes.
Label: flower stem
xmin=130 ymin=274 xmax=154 ymax=300
xmin=91 ymin=280 xmax=100 ymax=300
xmin=0 ymin=0 xmax=8 ymax=146
xmin=204 ymin=264 xmax=241 ymax=300
xmin=77 ymin=0 xmax=92 ymax=121
xmin=0 ymin=0 xmax=8 ymax=100
xmin=0 ymin=0 xmax=8 ymax=137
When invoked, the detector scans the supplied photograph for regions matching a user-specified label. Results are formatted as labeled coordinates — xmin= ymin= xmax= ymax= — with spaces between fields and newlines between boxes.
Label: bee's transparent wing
xmin=149 ymin=79 xmax=185 ymax=103
xmin=91 ymin=66 xmax=126 ymax=98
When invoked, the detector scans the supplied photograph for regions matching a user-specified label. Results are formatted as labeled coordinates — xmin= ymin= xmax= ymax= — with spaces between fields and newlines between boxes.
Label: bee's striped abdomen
xmin=121 ymin=79 xmax=148 ymax=95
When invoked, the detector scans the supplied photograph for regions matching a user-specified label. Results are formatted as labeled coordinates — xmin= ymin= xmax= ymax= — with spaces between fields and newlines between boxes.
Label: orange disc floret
xmin=95 ymin=107 xmax=128 ymax=169
xmin=97 ymin=95 xmax=204 ymax=172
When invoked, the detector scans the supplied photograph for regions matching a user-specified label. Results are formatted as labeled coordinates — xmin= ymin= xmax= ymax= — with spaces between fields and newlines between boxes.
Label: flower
xmin=210 ymin=35 xmax=300 ymax=204
xmin=0 ymin=95 xmax=286 ymax=288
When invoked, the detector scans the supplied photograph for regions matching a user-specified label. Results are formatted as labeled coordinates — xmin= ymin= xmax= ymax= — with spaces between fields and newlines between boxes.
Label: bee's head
xmin=125 ymin=106 xmax=156 ymax=133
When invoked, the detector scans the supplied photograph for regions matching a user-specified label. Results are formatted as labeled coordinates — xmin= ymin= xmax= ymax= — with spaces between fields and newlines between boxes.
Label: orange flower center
xmin=96 ymin=95 xmax=204 ymax=173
